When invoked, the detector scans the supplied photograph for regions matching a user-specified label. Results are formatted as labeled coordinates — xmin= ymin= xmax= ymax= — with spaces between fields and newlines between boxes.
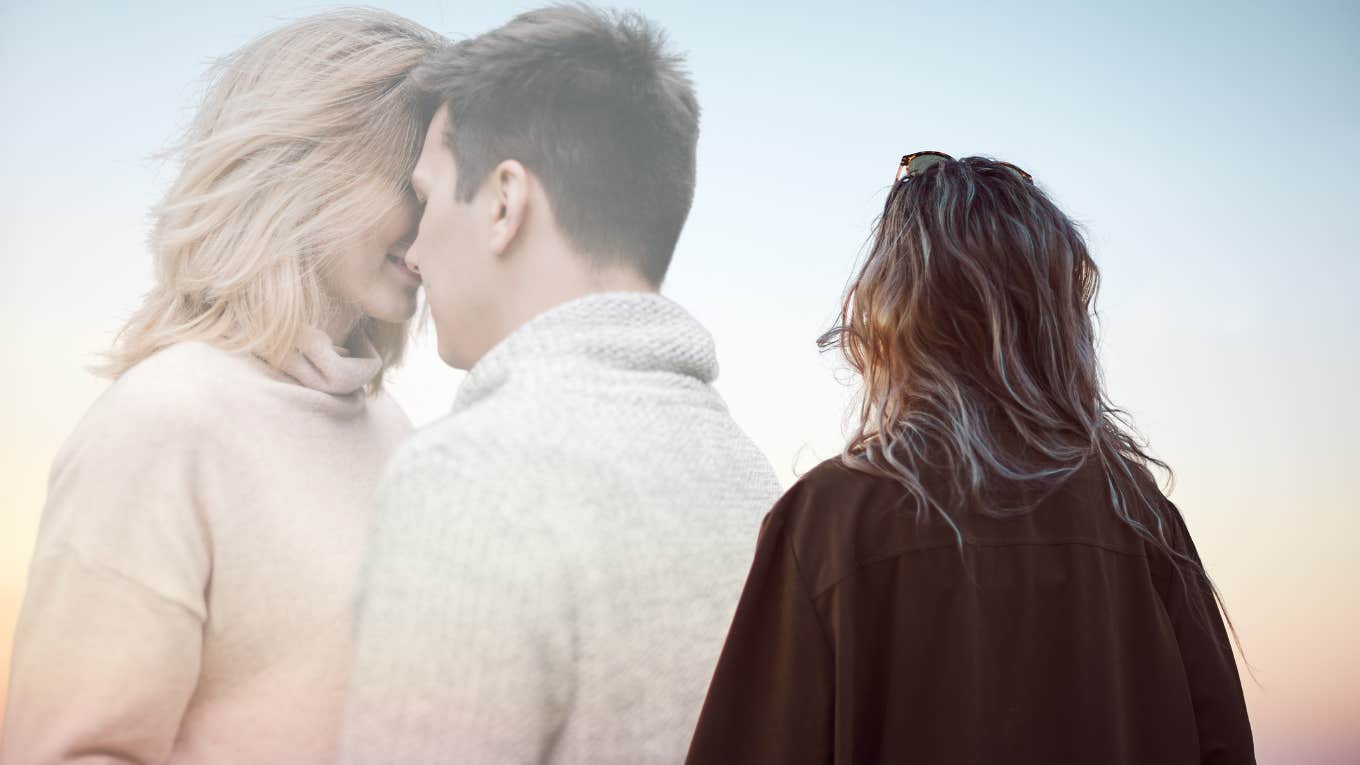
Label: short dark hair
xmin=412 ymin=4 xmax=700 ymax=285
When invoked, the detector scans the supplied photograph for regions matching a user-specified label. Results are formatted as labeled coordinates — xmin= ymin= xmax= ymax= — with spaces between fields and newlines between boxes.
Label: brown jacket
xmin=686 ymin=457 xmax=1255 ymax=764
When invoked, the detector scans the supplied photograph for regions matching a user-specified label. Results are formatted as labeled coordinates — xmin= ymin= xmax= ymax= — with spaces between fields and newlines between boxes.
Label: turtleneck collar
xmin=452 ymin=291 xmax=719 ymax=414
xmin=276 ymin=326 xmax=383 ymax=396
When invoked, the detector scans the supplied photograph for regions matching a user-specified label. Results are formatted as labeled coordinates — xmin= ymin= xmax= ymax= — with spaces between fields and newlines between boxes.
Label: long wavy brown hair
xmin=821 ymin=156 xmax=1240 ymax=646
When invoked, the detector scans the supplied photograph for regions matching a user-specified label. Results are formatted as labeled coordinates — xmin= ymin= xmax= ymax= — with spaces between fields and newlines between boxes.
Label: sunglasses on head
xmin=894 ymin=151 xmax=1034 ymax=184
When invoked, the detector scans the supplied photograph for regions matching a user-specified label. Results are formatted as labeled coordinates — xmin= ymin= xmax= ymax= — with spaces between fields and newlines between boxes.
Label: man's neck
xmin=467 ymin=254 xmax=657 ymax=371
xmin=521 ymin=262 xmax=654 ymax=318
xmin=584 ymin=264 xmax=657 ymax=294
xmin=450 ymin=289 xmax=711 ymax=414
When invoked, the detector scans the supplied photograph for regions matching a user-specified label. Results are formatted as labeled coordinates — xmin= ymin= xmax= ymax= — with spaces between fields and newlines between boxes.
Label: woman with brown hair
xmin=686 ymin=153 xmax=1255 ymax=764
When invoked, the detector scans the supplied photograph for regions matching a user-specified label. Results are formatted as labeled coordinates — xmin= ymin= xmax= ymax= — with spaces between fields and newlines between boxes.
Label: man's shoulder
xmin=379 ymin=404 xmax=576 ymax=494
xmin=386 ymin=409 xmax=494 ymax=472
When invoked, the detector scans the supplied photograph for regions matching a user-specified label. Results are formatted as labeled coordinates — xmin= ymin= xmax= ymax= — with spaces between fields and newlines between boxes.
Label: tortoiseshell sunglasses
xmin=894 ymin=151 xmax=1034 ymax=183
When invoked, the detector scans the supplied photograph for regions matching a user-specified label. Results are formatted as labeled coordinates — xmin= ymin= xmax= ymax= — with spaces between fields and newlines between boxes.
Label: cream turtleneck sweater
xmin=1 ymin=329 xmax=412 ymax=765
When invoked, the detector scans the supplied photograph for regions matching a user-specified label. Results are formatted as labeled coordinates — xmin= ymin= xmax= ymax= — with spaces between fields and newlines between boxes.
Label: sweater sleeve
xmin=685 ymin=502 xmax=835 ymax=765
xmin=1151 ymin=501 xmax=1257 ymax=764
xmin=1 ymin=386 xmax=210 ymax=765
xmin=338 ymin=438 xmax=576 ymax=765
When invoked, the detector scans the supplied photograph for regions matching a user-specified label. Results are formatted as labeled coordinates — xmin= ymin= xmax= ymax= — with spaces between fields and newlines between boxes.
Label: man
xmin=339 ymin=6 xmax=781 ymax=763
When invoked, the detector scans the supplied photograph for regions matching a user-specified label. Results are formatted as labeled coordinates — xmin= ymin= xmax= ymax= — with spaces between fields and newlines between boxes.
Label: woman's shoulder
xmin=78 ymin=342 xmax=269 ymax=440
xmin=770 ymin=454 xmax=1161 ymax=596
xmin=119 ymin=339 xmax=301 ymax=402
xmin=362 ymin=387 xmax=416 ymax=443
xmin=761 ymin=457 xmax=929 ymax=593
xmin=775 ymin=456 xmax=902 ymax=521
xmin=109 ymin=341 xmax=411 ymax=432
xmin=121 ymin=340 xmax=263 ymax=387
xmin=44 ymin=346 xmax=232 ymax=509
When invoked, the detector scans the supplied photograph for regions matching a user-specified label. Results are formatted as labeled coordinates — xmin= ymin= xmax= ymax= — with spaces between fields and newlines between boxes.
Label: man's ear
xmin=487 ymin=159 xmax=530 ymax=258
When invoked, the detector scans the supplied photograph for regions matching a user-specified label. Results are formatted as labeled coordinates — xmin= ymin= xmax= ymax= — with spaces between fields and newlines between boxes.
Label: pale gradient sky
xmin=2 ymin=1 xmax=1358 ymax=762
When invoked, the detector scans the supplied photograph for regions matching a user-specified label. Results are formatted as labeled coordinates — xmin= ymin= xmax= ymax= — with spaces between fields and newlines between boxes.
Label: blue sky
xmin=2 ymin=2 xmax=1358 ymax=761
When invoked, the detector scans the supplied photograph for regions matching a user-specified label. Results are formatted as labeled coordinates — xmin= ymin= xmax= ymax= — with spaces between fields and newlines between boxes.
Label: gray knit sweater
xmin=339 ymin=291 xmax=782 ymax=764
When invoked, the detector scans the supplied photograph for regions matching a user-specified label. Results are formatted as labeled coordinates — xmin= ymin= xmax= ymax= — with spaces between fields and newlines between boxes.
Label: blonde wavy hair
xmin=102 ymin=8 xmax=443 ymax=392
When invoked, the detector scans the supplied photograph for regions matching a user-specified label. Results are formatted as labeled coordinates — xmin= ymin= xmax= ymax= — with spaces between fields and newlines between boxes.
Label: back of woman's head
xmin=836 ymin=157 xmax=1103 ymax=478
xmin=826 ymin=156 xmax=1224 ymax=621
xmin=104 ymin=8 xmax=443 ymax=390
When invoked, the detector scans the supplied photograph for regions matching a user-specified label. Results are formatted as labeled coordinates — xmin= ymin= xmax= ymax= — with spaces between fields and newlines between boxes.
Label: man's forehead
xmin=429 ymin=103 xmax=451 ymax=132
xmin=413 ymin=117 xmax=449 ymax=184
xmin=418 ymin=107 xmax=454 ymax=165
xmin=424 ymin=104 xmax=454 ymax=150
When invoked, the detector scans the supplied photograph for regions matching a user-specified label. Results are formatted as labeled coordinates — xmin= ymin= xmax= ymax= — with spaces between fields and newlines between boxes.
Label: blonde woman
xmin=1 ymin=10 xmax=441 ymax=763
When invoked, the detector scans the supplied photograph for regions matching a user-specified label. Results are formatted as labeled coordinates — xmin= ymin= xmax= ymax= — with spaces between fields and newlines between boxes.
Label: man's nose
xmin=404 ymin=242 xmax=421 ymax=274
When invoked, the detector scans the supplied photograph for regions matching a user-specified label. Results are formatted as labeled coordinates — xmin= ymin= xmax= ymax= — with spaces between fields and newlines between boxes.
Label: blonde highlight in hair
xmin=102 ymin=8 xmax=443 ymax=392
xmin=821 ymin=156 xmax=1243 ymax=650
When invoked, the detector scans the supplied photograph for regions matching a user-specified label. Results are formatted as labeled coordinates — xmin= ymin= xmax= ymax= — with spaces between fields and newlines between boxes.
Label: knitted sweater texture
xmin=339 ymin=292 xmax=782 ymax=764
xmin=2 ymin=329 xmax=412 ymax=764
